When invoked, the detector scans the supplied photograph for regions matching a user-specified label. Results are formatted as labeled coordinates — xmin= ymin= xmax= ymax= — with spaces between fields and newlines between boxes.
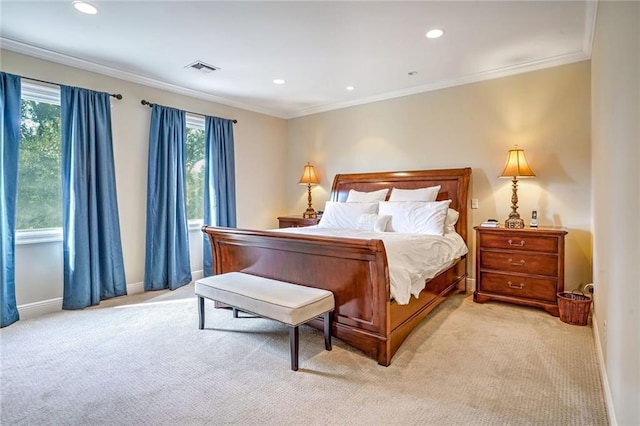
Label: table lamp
xmin=298 ymin=162 xmax=320 ymax=218
xmin=499 ymin=146 xmax=535 ymax=229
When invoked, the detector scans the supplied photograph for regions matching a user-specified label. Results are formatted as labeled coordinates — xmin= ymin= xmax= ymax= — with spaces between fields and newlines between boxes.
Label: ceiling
xmin=0 ymin=1 xmax=596 ymax=119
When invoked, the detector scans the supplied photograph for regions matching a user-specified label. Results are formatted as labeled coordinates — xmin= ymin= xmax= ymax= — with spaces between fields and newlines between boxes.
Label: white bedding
xmin=272 ymin=226 xmax=468 ymax=305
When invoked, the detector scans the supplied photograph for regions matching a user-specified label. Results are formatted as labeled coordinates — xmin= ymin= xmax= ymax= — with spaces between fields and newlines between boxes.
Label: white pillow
xmin=444 ymin=208 xmax=459 ymax=234
xmin=379 ymin=200 xmax=452 ymax=235
xmin=388 ymin=185 xmax=441 ymax=202
xmin=346 ymin=188 xmax=389 ymax=202
xmin=318 ymin=202 xmax=378 ymax=229
xmin=356 ymin=214 xmax=392 ymax=232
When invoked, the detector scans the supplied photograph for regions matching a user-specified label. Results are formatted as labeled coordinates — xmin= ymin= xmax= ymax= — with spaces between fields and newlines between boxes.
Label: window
xmin=16 ymin=82 xmax=62 ymax=234
xmin=185 ymin=114 xmax=205 ymax=224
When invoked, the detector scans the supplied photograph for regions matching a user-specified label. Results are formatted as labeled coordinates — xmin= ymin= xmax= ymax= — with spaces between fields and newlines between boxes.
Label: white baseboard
xmin=191 ymin=270 xmax=204 ymax=281
xmin=17 ymin=269 xmax=205 ymax=321
xmin=465 ymin=277 xmax=476 ymax=294
xmin=592 ymin=313 xmax=618 ymax=425
xmin=127 ymin=281 xmax=144 ymax=295
xmin=17 ymin=297 xmax=63 ymax=320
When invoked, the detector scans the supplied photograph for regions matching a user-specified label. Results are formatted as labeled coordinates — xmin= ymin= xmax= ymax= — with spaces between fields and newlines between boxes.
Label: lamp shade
xmin=499 ymin=148 xmax=535 ymax=178
xmin=298 ymin=163 xmax=319 ymax=185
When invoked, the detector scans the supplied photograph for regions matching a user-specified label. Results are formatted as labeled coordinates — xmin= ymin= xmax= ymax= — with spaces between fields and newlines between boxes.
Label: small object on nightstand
xmin=480 ymin=219 xmax=500 ymax=228
xmin=530 ymin=211 xmax=538 ymax=228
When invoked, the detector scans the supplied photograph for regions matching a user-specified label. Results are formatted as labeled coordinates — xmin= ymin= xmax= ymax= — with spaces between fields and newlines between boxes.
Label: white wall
xmin=591 ymin=1 xmax=640 ymax=424
xmin=2 ymin=50 xmax=288 ymax=311
xmin=287 ymin=61 xmax=592 ymax=291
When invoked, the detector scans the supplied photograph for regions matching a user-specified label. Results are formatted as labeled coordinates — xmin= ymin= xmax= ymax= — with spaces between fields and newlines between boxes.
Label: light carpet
xmin=1 ymin=284 xmax=608 ymax=425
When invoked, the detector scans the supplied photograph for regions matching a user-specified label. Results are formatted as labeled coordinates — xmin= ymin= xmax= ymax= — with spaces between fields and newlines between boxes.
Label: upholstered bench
xmin=195 ymin=272 xmax=335 ymax=371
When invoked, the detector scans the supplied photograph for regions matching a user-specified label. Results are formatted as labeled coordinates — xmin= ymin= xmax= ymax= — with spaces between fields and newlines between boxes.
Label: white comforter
xmin=272 ymin=226 xmax=468 ymax=305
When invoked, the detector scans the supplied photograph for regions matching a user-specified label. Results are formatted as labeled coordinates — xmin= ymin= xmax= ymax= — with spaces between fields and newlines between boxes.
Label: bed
xmin=202 ymin=167 xmax=471 ymax=366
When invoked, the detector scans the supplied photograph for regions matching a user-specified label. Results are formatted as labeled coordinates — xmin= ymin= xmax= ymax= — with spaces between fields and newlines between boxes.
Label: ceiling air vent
xmin=185 ymin=60 xmax=220 ymax=74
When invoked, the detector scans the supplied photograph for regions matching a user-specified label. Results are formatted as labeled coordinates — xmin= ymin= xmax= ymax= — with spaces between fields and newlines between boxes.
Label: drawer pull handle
xmin=508 ymin=259 xmax=525 ymax=266
xmin=508 ymin=239 xmax=525 ymax=247
xmin=507 ymin=281 xmax=525 ymax=289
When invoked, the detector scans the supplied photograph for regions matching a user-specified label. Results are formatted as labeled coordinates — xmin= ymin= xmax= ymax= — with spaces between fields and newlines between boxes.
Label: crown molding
xmin=0 ymin=37 xmax=289 ymax=119
xmin=289 ymin=50 xmax=590 ymax=119
xmin=2 ymin=28 xmax=593 ymax=121
xmin=582 ymin=0 xmax=598 ymax=57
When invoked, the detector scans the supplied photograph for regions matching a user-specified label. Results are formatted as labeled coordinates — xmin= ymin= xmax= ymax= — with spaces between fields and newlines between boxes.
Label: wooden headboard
xmin=330 ymin=168 xmax=472 ymax=242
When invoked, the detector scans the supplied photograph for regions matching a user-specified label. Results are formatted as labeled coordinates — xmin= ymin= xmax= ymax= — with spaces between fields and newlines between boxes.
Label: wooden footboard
xmin=202 ymin=226 xmax=466 ymax=365
xmin=203 ymin=167 xmax=470 ymax=365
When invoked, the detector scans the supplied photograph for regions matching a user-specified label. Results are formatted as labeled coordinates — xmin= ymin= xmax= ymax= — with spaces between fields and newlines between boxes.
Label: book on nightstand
xmin=479 ymin=220 xmax=500 ymax=228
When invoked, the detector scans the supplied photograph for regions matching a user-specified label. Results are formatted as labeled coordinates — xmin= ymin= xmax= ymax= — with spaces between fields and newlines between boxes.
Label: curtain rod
xmin=22 ymin=76 xmax=123 ymax=100
xmin=140 ymin=99 xmax=238 ymax=124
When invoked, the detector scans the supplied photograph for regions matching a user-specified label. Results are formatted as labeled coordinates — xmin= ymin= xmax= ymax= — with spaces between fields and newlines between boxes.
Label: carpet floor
xmin=1 ymin=284 xmax=608 ymax=425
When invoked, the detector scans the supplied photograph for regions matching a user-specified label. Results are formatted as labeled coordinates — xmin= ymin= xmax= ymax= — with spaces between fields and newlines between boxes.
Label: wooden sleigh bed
xmin=202 ymin=167 xmax=471 ymax=366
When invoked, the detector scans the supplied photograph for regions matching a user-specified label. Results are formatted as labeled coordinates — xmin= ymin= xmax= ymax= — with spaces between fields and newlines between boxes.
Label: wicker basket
xmin=557 ymin=291 xmax=592 ymax=326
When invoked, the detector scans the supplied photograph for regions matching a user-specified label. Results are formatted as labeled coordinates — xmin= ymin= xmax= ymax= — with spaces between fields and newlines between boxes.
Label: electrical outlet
xmin=471 ymin=199 xmax=479 ymax=209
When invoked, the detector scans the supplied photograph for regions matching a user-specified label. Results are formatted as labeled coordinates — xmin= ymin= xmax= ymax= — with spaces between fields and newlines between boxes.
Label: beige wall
xmin=287 ymin=61 xmax=592 ymax=290
xmin=591 ymin=1 xmax=640 ymax=424
xmin=2 ymin=49 xmax=288 ymax=307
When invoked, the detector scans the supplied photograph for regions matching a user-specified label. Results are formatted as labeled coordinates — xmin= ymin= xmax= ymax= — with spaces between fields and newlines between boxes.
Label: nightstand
xmin=277 ymin=215 xmax=320 ymax=228
xmin=474 ymin=226 xmax=567 ymax=316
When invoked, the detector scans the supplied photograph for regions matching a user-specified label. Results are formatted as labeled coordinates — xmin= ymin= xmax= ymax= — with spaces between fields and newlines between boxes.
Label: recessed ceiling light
xmin=72 ymin=1 xmax=98 ymax=14
xmin=273 ymin=79 xmax=285 ymax=85
xmin=426 ymin=29 xmax=444 ymax=39
xmin=346 ymin=86 xmax=355 ymax=91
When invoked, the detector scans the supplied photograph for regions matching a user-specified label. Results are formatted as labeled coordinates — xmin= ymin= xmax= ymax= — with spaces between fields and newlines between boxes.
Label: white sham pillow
xmin=388 ymin=185 xmax=441 ymax=202
xmin=444 ymin=208 xmax=460 ymax=234
xmin=318 ymin=202 xmax=378 ymax=229
xmin=379 ymin=200 xmax=452 ymax=235
xmin=356 ymin=213 xmax=392 ymax=232
xmin=346 ymin=188 xmax=389 ymax=202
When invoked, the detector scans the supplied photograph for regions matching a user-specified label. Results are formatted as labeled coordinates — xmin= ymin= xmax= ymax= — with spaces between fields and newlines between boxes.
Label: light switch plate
xmin=471 ymin=199 xmax=479 ymax=209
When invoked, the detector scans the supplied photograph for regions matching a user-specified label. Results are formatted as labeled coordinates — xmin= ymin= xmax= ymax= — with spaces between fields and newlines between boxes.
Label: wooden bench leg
xmin=289 ymin=326 xmax=299 ymax=371
xmin=198 ymin=296 xmax=205 ymax=330
xmin=324 ymin=311 xmax=332 ymax=351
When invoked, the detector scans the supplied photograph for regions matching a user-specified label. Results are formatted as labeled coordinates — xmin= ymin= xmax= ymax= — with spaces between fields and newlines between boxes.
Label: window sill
xmin=16 ymin=222 xmax=205 ymax=245
xmin=188 ymin=220 xmax=204 ymax=232
xmin=16 ymin=228 xmax=63 ymax=245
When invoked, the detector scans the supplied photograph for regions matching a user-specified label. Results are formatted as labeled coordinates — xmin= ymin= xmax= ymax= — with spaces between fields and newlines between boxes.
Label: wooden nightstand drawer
xmin=480 ymin=251 xmax=558 ymax=276
xmin=479 ymin=233 xmax=558 ymax=253
xmin=481 ymin=272 xmax=558 ymax=302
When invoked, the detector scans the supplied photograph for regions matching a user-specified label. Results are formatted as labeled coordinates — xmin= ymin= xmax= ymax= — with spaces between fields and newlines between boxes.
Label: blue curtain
xmin=61 ymin=85 xmax=127 ymax=310
xmin=203 ymin=116 xmax=236 ymax=276
xmin=0 ymin=72 xmax=21 ymax=327
xmin=144 ymin=105 xmax=191 ymax=290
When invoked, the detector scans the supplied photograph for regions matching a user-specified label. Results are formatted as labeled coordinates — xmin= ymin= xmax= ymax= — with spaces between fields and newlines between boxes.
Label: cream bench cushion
xmin=195 ymin=272 xmax=335 ymax=371
xmin=195 ymin=272 xmax=334 ymax=325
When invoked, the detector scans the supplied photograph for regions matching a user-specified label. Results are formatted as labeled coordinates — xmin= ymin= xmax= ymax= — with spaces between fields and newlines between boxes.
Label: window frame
xmin=16 ymin=81 xmax=62 ymax=245
xmin=185 ymin=113 xmax=205 ymax=231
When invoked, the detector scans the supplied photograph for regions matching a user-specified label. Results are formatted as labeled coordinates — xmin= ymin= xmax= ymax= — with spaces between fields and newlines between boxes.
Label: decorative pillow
xmin=346 ymin=188 xmax=389 ymax=202
xmin=388 ymin=185 xmax=441 ymax=202
xmin=356 ymin=214 xmax=392 ymax=232
xmin=318 ymin=202 xmax=378 ymax=229
xmin=378 ymin=200 xmax=452 ymax=235
xmin=444 ymin=208 xmax=459 ymax=234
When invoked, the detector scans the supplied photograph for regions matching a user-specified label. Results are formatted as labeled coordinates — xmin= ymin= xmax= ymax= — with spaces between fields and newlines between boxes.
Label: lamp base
xmin=505 ymin=216 xmax=525 ymax=229
xmin=302 ymin=208 xmax=317 ymax=219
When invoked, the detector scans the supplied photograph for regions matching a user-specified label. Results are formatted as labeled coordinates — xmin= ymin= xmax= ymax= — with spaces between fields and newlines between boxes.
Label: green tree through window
xmin=17 ymin=99 xmax=62 ymax=230
xmin=185 ymin=120 xmax=205 ymax=221
xmin=16 ymin=93 xmax=205 ymax=229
